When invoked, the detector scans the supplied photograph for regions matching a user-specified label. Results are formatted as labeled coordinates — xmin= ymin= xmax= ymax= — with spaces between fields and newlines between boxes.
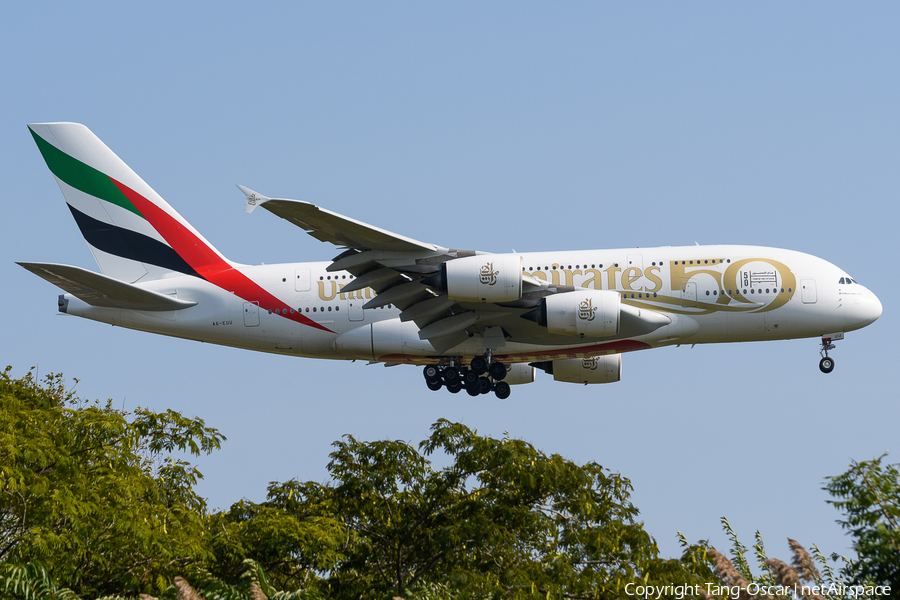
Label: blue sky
xmin=2 ymin=2 xmax=898 ymax=564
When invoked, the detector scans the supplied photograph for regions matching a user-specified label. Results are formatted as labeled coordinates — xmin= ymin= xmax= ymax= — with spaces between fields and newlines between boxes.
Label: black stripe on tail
xmin=67 ymin=204 xmax=200 ymax=278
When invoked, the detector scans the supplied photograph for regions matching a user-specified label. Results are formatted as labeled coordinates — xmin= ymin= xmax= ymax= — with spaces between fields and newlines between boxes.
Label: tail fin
xmin=28 ymin=123 xmax=231 ymax=283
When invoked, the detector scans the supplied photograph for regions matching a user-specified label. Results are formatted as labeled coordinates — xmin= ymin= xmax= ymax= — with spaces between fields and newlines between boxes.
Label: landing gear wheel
xmin=463 ymin=370 xmax=480 ymax=387
xmin=423 ymin=365 xmax=441 ymax=381
xmin=426 ymin=379 xmax=443 ymax=391
xmin=819 ymin=336 xmax=837 ymax=374
xmin=494 ymin=381 xmax=511 ymax=399
xmin=466 ymin=385 xmax=481 ymax=397
xmin=479 ymin=377 xmax=493 ymax=395
xmin=446 ymin=381 xmax=462 ymax=394
xmin=443 ymin=368 xmax=460 ymax=384
xmin=489 ymin=361 xmax=507 ymax=381
xmin=470 ymin=356 xmax=488 ymax=375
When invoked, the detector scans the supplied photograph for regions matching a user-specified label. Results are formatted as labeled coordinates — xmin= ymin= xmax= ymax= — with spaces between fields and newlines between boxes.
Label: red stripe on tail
xmin=111 ymin=177 xmax=334 ymax=333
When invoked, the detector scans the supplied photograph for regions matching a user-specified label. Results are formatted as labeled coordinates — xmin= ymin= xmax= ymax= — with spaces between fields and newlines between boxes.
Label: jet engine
xmin=534 ymin=355 xmax=621 ymax=384
xmin=443 ymin=254 xmax=523 ymax=303
xmin=503 ymin=363 xmax=535 ymax=385
xmin=525 ymin=289 xmax=620 ymax=337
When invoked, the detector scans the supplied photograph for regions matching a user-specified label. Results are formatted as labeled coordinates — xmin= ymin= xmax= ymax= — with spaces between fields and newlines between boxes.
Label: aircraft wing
xmin=238 ymin=186 xmax=438 ymax=253
xmin=239 ymin=187 xmax=670 ymax=353
xmin=18 ymin=262 xmax=197 ymax=311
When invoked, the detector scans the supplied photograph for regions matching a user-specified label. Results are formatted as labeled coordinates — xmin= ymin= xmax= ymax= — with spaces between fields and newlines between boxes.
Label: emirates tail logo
xmin=582 ymin=357 xmax=599 ymax=370
xmin=480 ymin=262 xmax=498 ymax=286
xmin=578 ymin=298 xmax=597 ymax=321
xmin=248 ymin=193 xmax=258 ymax=206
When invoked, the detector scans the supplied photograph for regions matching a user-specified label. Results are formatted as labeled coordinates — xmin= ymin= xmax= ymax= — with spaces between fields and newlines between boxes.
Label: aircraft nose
xmin=841 ymin=287 xmax=882 ymax=332
xmin=851 ymin=289 xmax=882 ymax=329
xmin=869 ymin=291 xmax=883 ymax=323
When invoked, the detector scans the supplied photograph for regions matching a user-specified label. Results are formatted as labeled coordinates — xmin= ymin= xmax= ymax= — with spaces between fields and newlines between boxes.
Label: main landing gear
xmin=423 ymin=357 xmax=511 ymax=399
xmin=818 ymin=335 xmax=839 ymax=374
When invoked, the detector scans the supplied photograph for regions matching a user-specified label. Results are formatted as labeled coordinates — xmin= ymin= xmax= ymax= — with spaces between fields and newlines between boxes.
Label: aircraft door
xmin=681 ymin=281 xmax=697 ymax=308
xmin=348 ymin=297 xmax=364 ymax=322
xmin=243 ymin=301 xmax=260 ymax=326
xmin=800 ymin=279 xmax=817 ymax=304
xmin=627 ymin=254 xmax=643 ymax=270
xmin=295 ymin=269 xmax=311 ymax=292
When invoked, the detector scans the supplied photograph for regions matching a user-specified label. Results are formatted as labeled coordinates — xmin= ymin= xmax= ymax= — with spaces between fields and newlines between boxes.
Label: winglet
xmin=237 ymin=185 xmax=270 ymax=214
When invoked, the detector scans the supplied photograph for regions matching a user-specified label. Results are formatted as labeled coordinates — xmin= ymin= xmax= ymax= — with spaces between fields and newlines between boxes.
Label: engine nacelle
xmin=444 ymin=254 xmax=523 ymax=303
xmin=545 ymin=289 xmax=620 ymax=337
xmin=550 ymin=355 xmax=621 ymax=384
xmin=504 ymin=363 xmax=535 ymax=385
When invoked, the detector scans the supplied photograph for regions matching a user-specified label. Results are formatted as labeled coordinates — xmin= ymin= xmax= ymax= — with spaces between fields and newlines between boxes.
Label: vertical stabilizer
xmin=28 ymin=123 xmax=230 ymax=283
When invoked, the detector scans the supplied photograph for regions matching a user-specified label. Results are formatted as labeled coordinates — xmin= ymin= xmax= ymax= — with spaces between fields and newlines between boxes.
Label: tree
xmin=208 ymin=479 xmax=349 ymax=590
xmin=825 ymin=455 xmax=899 ymax=592
xmin=210 ymin=419 xmax=712 ymax=598
xmin=316 ymin=419 xmax=710 ymax=598
xmin=0 ymin=367 xmax=224 ymax=596
xmin=2 ymin=368 xmax=717 ymax=598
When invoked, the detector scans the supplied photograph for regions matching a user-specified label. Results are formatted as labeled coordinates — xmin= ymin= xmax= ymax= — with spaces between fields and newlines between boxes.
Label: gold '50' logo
xmin=480 ymin=262 xmax=498 ymax=286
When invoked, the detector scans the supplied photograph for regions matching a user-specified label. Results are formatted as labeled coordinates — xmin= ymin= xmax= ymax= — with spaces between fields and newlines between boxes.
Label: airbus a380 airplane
xmin=20 ymin=123 xmax=882 ymax=399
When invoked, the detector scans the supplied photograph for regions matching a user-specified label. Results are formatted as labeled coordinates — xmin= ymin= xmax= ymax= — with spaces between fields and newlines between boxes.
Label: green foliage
xmin=826 ymin=455 xmax=900 ymax=592
xmin=710 ymin=518 xmax=893 ymax=600
xmin=0 ymin=563 xmax=80 ymax=600
xmin=0 ymin=367 xmax=224 ymax=596
xmin=208 ymin=480 xmax=348 ymax=590
xmin=211 ymin=419 xmax=713 ymax=598
xmin=7 ymin=366 xmax=897 ymax=600
xmin=319 ymin=418 xmax=711 ymax=598
xmin=177 ymin=559 xmax=326 ymax=600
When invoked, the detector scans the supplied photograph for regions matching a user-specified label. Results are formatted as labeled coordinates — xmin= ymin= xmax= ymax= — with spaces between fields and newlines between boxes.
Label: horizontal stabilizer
xmin=18 ymin=262 xmax=197 ymax=311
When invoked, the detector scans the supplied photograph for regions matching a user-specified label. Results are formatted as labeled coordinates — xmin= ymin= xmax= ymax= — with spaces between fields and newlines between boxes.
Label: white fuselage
xmin=60 ymin=245 xmax=882 ymax=365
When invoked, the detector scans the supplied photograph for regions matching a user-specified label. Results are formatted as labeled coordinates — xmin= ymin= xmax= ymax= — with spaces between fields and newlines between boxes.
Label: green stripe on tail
xmin=29 ymin=126 xmax=143 ymax=219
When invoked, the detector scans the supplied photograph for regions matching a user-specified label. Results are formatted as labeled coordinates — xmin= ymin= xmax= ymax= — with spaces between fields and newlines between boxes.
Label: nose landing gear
xmin=818 ymin=333 xmax=843 ymax=374
xmin=422 ymin=355 xmax=511 ymax=398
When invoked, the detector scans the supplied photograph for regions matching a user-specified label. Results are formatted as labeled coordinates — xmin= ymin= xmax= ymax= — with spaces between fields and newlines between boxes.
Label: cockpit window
xmin=840 ymin=276 xmax=860 ymax=285
xmin=839 ymin=277 xmax=846 ymax=284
